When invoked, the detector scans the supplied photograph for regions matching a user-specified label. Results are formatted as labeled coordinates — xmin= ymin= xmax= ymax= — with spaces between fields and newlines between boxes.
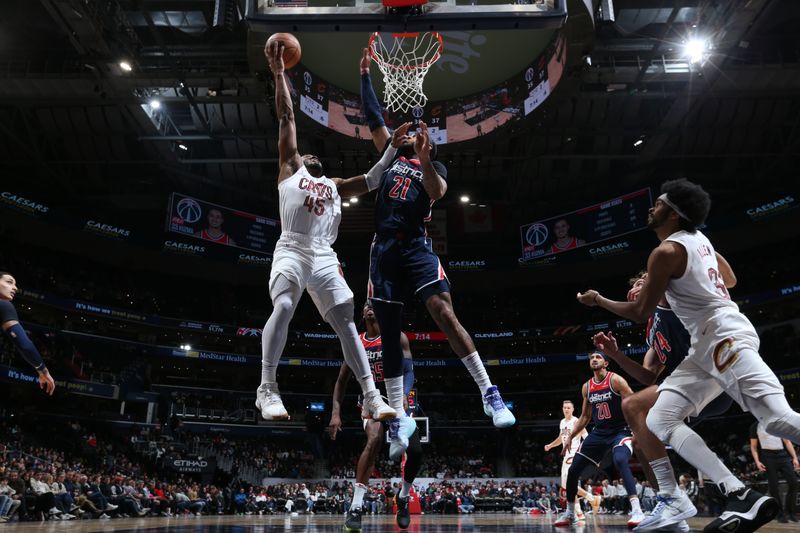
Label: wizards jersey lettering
xmin=374 ymin=157 xmax=448 ymax=236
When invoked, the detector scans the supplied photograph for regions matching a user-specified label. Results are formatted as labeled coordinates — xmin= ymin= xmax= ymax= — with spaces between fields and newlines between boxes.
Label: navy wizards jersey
xmin=375 ymin=156 xmax=448 ymax=236
xmin=646 ymin=305 xmax=691 ymax=383
xmin=360 ymin=333 xmax=384 ymax=384
xmin=587 ymin=372 xmax=626 ymax=434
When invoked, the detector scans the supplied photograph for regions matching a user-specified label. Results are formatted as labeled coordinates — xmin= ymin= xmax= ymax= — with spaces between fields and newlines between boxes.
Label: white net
xmin=368 ymin=31 xmax=443 ymax=114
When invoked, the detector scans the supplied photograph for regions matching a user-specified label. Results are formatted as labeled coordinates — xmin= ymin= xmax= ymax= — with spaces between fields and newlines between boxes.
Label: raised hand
xmin=265 ymin=40 xmax=285 ymax=75
xmin=391 ymin=121 xmax=413 ymax=148
xmin=415 ymin=121 xmax=432 ymax=161
xmin=592 ymin=331 xmax=619 ymax=354
xmin=360 ymin=47 xmax=371 ymax=72
xmin=576 ymin=290 xmax=599 ymax=307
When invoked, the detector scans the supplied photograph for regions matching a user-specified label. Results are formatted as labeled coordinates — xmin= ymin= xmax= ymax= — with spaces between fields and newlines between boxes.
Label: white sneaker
xmin=361 ymin=390 xmax=397 ymax=422
xmin=628 ymin=509 xmax=646 ymax=528
xmin=99 ymin=513 xmax=110 ymax=519
xmin=676 ymin=520 xmax=690 ymax=532
xmin=106 ymin=503 xmax=118 ymax=511
xmin=576 ymin=509 xmax=586 ymax=521
xmin=48 ymin=507 xmax=62 ymax=515
xmin=555 ymin=511 xmax=578 ymax=527
xmin=633 ymin=492 xmax=697 ymax=531
xmin=256 ymin=383 xmax=290 ymax=420
xmin=482 ymin=386 xmax=516 ymax=428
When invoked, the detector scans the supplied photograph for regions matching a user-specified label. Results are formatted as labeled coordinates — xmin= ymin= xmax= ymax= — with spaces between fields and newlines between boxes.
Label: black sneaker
xmin=703 ymin=488 xmax=779 ymax=533
xmin=395 ymin=495 xmax=411 ymax=530
xmin=777 ymin=514 xmax=788 ymax=523
xmin=787 ymin=514 xmax=798 ymax=523
xmin=343 ymin=507 xmax=362 ymax=532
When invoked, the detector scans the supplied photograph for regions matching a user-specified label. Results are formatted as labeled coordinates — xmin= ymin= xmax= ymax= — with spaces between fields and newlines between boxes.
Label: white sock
xmin=650 ymin=457 xmax=680 ymax=497
xmin=399 ymin=481 xmax=412 ymax=498
xmin=461 ymin=351 xmax=492 ymax=394
xmin=630 ymin=497 xmax=641 ymax=514
xmin=352 ymin=483 xmax=366 ymax=510
xmin=385 ymin=377 xmax=406 ymax=417
xmin=567 ymin=501 xmax=575 ymax=513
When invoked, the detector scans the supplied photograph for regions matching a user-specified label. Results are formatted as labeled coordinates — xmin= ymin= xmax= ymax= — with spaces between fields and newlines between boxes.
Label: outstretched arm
xmin=360 ymin=48 xmax=391 ymax=152
xmin=416 ymin=122 xmax=447 ymax=201
xmin=593 ymin=331 xmax=661 ymax=386
xmin=333 ymin=123 xmax=412 ymax=198
xmin=544 ymin=433 xmax=563 ymax=452
xmin=266 ymin=40 xmax=302 ymax=183
xmin=1 ymin=319 xmax=55 ymax=395
xmin=577 ymin=241 xmax=685 ymax=322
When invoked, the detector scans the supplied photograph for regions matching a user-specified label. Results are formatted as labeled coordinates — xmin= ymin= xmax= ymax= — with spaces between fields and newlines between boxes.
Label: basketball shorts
xmin=576 ymin=429 xmax=633 ymax=466
xmin=658 ymin=309 xmax=783 ymax=416
xmin=561 ymin=452 xmax=577 ymax=490
xmin=368 ymin=234 xmax=449 ymax=305
xmin=269 ymin=232 xmax=353 ymax=318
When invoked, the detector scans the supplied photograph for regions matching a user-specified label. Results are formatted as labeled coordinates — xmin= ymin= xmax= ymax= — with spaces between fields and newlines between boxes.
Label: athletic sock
xmin=385 ymin=377 xmax=406 ymax=417
xmin=567 ymin=501 xmax=575 ymax=513
xmin=670 ymin=425 xmax=745 ymax=495
xmin=399 ymin=482 xmax=412 ymax=498
xmin=352 ymin=483 xmax=367 ymax=510
xmin=358 ymin=376 xmax=377 ymax=395
xmin=650 ymin=457 xmax=681 ymax=497
xmin=630 ymin=497 xmax=642 ymax=514
xmin=461 ymin=352 xmax=492 ymax=394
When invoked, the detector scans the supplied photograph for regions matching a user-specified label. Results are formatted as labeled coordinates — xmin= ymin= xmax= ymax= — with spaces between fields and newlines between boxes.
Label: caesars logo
xmin=84 ymin=220 xmax=131 ymax=239
xmin=238 ymin=253 xmax=272 ymax=266
xmin=746 ymin=196 xmax=795 ymax=219
xmin=1 ymin=192 xmax=49 ymax=214
xmin=163 ymin=240 xmax=205 ymax=255
xmin=448 ymin=260 xmax=486 ymax=271
xmin=589 ymin=241 xmax=630 ymax=257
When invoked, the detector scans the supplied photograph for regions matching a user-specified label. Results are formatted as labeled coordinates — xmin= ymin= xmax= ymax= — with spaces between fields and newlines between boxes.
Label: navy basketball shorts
xmin=368 ymin=235 xmax=450 ymax=304
xmin=576 ymin=428 xmax=634 ymax=466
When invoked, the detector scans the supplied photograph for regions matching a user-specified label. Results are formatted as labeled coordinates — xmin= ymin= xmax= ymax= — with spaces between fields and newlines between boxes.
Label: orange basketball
xmin=266 ymin=32 xmax=301 ymax=70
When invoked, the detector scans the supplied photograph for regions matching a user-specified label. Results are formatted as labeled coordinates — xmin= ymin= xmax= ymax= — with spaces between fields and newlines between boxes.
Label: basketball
xmin=267 ymin=32 xmax=301 ymax=70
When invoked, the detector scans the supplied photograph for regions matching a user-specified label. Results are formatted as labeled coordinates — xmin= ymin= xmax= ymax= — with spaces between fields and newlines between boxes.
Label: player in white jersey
xmin=577 ymin=178 xmax=800 ymax=533
xmin=543 ymin=400 xmax=596 ymax=518
xmin=256 ymin=41 xmax=413 ymax=422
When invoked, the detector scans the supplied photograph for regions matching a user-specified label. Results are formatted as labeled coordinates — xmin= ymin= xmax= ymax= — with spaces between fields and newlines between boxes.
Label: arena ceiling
xmin=0 ymin=0 xmax=799 ymax=247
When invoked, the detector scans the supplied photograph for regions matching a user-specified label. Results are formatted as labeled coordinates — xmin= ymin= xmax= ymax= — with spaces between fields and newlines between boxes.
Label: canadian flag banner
xmin=463 ymin=205 xmax=492 ymax=233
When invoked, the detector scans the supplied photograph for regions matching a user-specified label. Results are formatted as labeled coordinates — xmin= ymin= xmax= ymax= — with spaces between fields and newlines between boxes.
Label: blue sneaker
xmin=388 ymin=417 xmax=416 ymax=461
xmin=482 ymin=386 xmax=516 ymax=428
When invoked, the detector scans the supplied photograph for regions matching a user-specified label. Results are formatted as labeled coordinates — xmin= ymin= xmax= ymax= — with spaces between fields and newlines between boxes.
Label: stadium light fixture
xmin=460 ymin=195 xmax=470 ymax=203
xmin=350 ymin=197 xmax=359 ymax=204
xmin=633 ymin=136 xmax=645 ymax=147
xmin=342 ymin=201 xmax=351 ymax=207
xmin=685 ymin=38 xmax=709 ymax=64
xmin=178 ymin=143 xmax=189 ymax=151
xmin=149 ymin=99 xmax=162 ymax=110
xmin=119 ymin=61 xmax=133 ymax=72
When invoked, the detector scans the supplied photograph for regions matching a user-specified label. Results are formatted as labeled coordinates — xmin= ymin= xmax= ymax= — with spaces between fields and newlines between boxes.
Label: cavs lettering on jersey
xmin=200 ymin=230 xmax=230 ymax=245
xmin=560 ymin=417 xmax=583 ymax=453
xmin=375 ymin=156 xmax=448 ymax=236
xmin=278 ymin=165 xmax=342 ymax=244
xmin=646 ymin=305 xmax=691 ymax=382
xmin=587 ymin=372 xmax=626 ymax=434
xmin=360 ymin=333 xmax=384 ymax=384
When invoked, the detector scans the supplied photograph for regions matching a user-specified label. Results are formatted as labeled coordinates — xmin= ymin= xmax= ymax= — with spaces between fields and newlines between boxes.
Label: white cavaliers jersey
xmin=278 ymin=165 xmax=342 ymax=245
xmin=664 ymin=230 xmax=752 ymax=339
xmin=560 ymin=417 xmax=583 ymax=456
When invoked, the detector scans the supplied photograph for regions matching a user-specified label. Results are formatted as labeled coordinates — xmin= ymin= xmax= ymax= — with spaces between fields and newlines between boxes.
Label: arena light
xmin=685 ymin=38 xmax=709 ymax=64
xmin=633 ymin=136 xmax=645 ymax=147
xmin=350 ymin=197 xmax=359 ymax=204
xmin=178 ymin=143 xmax=189 ymax=151
xmin=342 ymin=201 xmax=351 ymax=207
xmin=149 ymin=99 xmax=162 ymax=110
xmin=118 ymin=60 xmax=132 ymax=72
xmin=460 ymin=195 xmax=470 ymax=203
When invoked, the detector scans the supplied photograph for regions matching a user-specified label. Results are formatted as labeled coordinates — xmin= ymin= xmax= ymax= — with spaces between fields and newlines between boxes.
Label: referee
xmin=750 ymin=420 xmax=799 ymax=523
xmin=0 ymin=271 xmax=55 ymax=395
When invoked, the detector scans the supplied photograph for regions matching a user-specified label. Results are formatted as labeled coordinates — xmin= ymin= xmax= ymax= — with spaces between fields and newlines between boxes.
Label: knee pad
xmin=763 ymin=411 xmax=800 ymax=442
xmin=646 ymin=407 xmax=677 ymax=443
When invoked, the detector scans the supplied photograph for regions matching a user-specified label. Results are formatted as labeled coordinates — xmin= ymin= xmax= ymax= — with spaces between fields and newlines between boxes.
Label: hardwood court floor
xmin=1 ymin=513 xmax=796 ymax=532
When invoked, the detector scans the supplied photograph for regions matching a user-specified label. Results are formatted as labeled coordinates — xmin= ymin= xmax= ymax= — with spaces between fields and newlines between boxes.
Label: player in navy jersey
xmin=328 ymin=301 xmax=421 ymax=532
xmin=0 ymin=272 xmax=55 ymax=394
xmin=359 ymin=49 xmax=515 ymax=461
xmin=555 ymin=352 xmax=644 ymax=528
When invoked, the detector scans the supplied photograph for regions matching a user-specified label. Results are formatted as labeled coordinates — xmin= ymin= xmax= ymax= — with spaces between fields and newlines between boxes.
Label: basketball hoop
xmin=368 ymin=31 xmax=443 ymax=114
